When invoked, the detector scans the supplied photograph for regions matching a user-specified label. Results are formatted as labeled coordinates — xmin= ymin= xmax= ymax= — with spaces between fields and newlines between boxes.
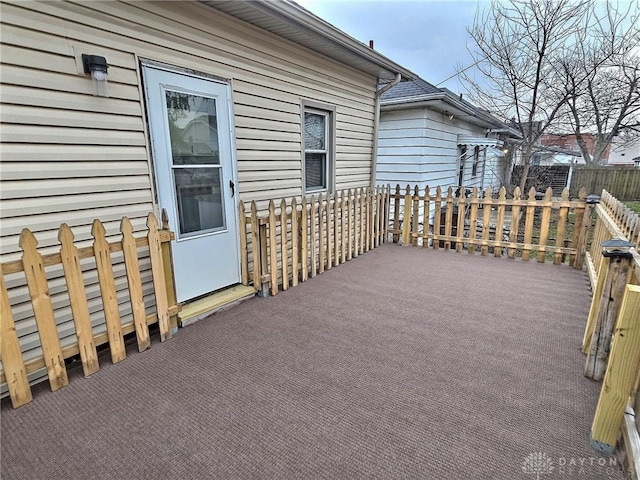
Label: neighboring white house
xmin=376 ymin=79 xmax=519 ymax=194
xmin=0 ymin=0 xmax=415 ymax=392
xmin=608 ymin=137 xmax=640 ymax=167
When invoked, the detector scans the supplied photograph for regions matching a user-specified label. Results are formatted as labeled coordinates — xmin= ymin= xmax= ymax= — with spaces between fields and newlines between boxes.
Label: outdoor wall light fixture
xmin=601 ymin=238 xmax=634 ymax=258
xmin=82 ymin=54 xmax=109 ymax=97
xmin=585 ymin=194 xmax=601 ymax=204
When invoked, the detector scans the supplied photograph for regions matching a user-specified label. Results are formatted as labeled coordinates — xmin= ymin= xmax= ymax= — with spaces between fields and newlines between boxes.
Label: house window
xmin=472 ymin=146 xmax=480 ymax=177
xmin=303 ymin=105 xmax=334 ymax=192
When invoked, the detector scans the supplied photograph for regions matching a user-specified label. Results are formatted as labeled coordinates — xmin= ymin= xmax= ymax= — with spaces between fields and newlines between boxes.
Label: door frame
xmin=139 ymin=59 xmax=242 ymax=298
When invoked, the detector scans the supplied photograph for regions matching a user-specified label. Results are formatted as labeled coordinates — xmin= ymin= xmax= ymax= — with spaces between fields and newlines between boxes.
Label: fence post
xmin=238 ymin=202 xmax=249 ymax=286
xmin=146 ymin=214 xmax=172 ymax=342
xmin=585 ymin=240 xmax=635 ymax=381
xmin=591 ymin=285 xmax=640 ymax=454
xmin=160 ymin=209 xmax=179 ymax=334
xmin=250 ymin=201 xmax=263 ymax=293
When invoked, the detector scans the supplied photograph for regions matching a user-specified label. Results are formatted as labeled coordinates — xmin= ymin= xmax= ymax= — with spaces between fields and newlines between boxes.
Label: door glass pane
xmin=304 ymin=112 xmax=326 ymax=150
xmin=165 ymin=91 xmax=220 ymax=165
xmin=174 ymin=167 xmax=224 ymax=236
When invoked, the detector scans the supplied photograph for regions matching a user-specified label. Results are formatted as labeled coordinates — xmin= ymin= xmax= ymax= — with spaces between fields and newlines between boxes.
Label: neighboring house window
xmin=303 ymin=104 xmax=334 ymax=192
xmin=458 ymin=145 xmax=467 ymax=186
xmin=472 ymin=146 xmax=480 ymax=177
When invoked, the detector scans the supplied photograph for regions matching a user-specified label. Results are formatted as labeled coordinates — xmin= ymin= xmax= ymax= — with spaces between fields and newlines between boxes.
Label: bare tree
xmin=461 ymin=0 xmax=589 ymax=191
xmin=556 ymin=1 xmax=640 ymax=164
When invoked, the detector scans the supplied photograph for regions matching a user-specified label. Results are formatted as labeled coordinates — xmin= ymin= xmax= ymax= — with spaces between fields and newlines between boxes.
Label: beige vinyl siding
xmin=0 ymin=0 xmax=378 ymax=391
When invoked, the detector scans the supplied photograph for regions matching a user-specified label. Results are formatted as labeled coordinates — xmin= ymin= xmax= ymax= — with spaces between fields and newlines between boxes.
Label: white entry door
xmin=142 ymin=65 xmax=240 ymax=302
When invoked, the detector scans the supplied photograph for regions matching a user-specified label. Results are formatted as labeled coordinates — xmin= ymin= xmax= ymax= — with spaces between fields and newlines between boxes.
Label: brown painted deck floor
xmin=1 ymin=245 xmax=625 ymax=479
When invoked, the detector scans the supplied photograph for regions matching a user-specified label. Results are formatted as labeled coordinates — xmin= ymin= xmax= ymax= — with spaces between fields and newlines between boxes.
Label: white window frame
xmin=301 ymin=101 xmax=335 ymax=194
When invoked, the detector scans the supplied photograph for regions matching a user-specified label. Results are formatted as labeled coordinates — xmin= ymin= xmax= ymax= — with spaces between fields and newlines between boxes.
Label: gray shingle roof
xmin=380 ymin=78 xmax=441 ymax=100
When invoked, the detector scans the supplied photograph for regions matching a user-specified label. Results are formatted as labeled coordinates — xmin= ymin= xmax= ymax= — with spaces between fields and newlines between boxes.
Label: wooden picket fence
xmin=238 ymin=187 xmax=389 ymax=295
xmin=1 ymin=212 xmax=179 ymax=409
xmin=585 ymin=190 xmax=640 ymax=288
xmin=388 ymin=184 xmax=589 ymax=267
xmin=571 ymin=166 xmax=640 ymax=201
xmin=581 ymin=191 xmax=640 ymax=468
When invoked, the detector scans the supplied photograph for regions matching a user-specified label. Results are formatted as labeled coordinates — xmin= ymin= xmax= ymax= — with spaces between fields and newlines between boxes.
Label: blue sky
xmin=296 ymin=0 xmax=481 ymax=92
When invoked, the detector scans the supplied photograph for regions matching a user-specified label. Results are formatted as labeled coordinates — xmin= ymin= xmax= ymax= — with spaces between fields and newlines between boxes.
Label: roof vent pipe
xmin=369 ymin=40 xmax=374 ymax=49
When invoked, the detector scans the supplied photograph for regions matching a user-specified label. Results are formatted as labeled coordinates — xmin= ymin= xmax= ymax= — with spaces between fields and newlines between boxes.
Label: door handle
xmin=229 ymin=180 xmax=235 ymax=198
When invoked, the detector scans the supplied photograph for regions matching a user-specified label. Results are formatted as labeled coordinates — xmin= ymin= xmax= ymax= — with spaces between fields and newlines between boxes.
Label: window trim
xmin=301 ymin=100 xmax=336 ymax=194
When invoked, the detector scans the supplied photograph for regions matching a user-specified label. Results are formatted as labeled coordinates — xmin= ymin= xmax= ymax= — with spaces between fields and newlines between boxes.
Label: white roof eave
xmin=200 ymin=0 xmax=417 ymax=81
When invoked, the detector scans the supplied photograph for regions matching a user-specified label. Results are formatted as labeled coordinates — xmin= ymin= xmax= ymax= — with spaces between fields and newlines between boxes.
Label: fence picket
xmin=481 ymin=188 xmax=492 ymax=256
xmin=300 ymin=196 xmax=309 ymax=282
xmin=1 ymin=271 xmax=33 ymax=407
xmin=334 ymin=192 xmax=340 ymax=267
xmin=59 ymin=224 xmax=100 ymax=374
xmin=522 ymin=188 xmax=537 ymax=261
xmin=402 ymin=185 xmax=412 ymax=246
xmin=318 ymin=193 xmax=325 ymax=274
xmin=268 ymin=200 xmax=278 ymax=296
xmin=291 ymin=198 xmax=299 ymax=287
xmin=456 ymin=188 xmax=466 ymax=253
xmin=310 ymin=195 xmax=318 ymax=277
xmin=493 ymin=187 xmax=506 ymax=257
xmin=411 ymin=186 xmax=420 ymax=247
xmin=354 ymin=189 xmax=360 ymax=257
xmin=347 ymin=190 xmax=354 ymax=260
xmin=444 ymin=187 xmax=454 ymax=251
xmin=280 ymin=199 xmax=289 ymax=291
xmin=554 ymin=188 xmax=570 ymax=265
xmin=468 ymin=188 xmax=479 ymax=254
xmin=433 ymin=187 xmax=442 ymax=250
xmin=92 ymin=220 xmax=126 ymax=361
xmin=360 ymin=188 xmax=366 ymax=255
xmin=537 ymin=188 xmax=553 ymax=263
xmin=120 ymin=218 xmax=150 ymax=353
xmin=422 ymin=186 xmax=431 ymax=248
xmin=508 ymin=187 xmax=521 ymax=259
xmin=384 ymin=185 xmax=391 ymax=243
xmin=393 ymin=184 xmax=401 ymax=243
xmin=20 ymin=229 xmax=69 ymax=391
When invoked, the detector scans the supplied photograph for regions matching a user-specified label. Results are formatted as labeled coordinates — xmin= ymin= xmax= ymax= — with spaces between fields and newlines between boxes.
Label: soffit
xmin=200 ymin=0 xmax=416 ymax=81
